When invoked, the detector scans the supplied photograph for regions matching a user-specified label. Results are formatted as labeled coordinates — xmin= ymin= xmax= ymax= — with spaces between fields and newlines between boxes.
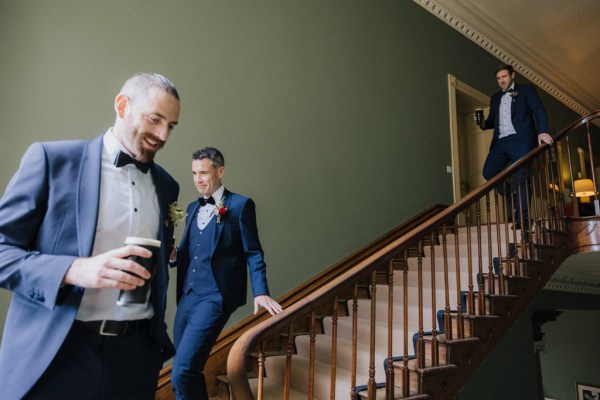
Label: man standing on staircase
xmin=170 ymin=147 xmax=282 ymax=399
xmin=477 ymin=64 xmax=553 ymax=230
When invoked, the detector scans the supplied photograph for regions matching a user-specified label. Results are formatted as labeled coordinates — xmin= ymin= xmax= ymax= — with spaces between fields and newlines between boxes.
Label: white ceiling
xmin=415 ymin=0 xmax=600 ymax=288
xmin=415 ymin=0 xmax=600 ymax=115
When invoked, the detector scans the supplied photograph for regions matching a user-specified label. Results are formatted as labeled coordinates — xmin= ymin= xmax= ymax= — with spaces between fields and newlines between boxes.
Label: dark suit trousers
xmin=483 ymin=135 xmax=532 ymax=224
xmin=24 ymin=323 xmax=163 ymax=400
xmin=171 ymin=292 xmax=231 ymax=400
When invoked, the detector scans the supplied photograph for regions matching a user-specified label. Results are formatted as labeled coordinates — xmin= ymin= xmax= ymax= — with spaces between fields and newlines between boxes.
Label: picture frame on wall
xmin=576 ymin=382 xmax=600 ymax=400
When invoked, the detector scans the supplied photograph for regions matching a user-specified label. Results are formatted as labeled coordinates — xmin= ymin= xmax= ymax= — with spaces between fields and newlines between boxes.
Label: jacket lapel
xmin=180 ymin=201 xmax=200 ymax=256
xmin=151 ymin=166 xmax=169 ymax=254
xmin=76 ymin=136 xmax=103 ymax=257
xmin=211 ymin=188 xmax=232 ymax=255
xmin=510 ymin=84 xmax=518 ymax=117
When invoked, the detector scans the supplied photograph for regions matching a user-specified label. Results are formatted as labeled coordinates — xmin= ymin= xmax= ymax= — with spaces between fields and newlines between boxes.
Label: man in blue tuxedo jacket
xmin=0 ymin=73 xmax=181 ymax=399
xmin=478 ymin=64 xmax=553 ymax=228
xmin=171 ymin=147 xmax=282 ymax=400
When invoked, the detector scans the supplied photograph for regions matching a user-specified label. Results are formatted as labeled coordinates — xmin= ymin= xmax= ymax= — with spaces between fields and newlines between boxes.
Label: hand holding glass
xmin=117 ymin=237 xmax=161 ymax=306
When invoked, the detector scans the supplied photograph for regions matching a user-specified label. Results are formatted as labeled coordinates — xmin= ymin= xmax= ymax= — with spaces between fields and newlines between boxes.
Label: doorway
xmin=448 ymin=74 xmax=491 ymax=202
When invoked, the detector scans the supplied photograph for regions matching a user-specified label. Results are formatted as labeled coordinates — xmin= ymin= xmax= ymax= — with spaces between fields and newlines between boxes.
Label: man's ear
xmin=218 ymin=166 xmax=225 ymax=179
xmin=114 ymin=93 xmax=129 ymax=118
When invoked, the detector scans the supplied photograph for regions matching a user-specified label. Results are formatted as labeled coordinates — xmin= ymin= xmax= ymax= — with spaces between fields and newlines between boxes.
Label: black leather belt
xmin=74 ymin=319 xmax=152 ymax=336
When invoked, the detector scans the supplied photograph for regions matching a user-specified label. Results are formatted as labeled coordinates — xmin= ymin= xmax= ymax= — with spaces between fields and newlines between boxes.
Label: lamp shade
xmin=574 ymin=179 xmax=595 ymax=197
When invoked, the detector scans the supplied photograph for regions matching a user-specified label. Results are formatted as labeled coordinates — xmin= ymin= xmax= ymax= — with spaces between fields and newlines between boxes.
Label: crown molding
xmin=413 ymin=0 xmax=590 ymax=116
xmin=544 ymin=274 xmax=600 ymax=295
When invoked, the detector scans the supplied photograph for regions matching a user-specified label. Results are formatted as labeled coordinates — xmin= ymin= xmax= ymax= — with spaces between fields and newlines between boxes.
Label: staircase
xmin=149 ymin=112 xmax=600 ymax=399
xmin=224 ymin=220 xmax=574 ymax=400
xmin=222 ymin=111 xmax=600 ymax=399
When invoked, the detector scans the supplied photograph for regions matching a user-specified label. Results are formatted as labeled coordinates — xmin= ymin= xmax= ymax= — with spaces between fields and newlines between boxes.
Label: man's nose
xmin=154 ymin=126 xmax=170 ymax=142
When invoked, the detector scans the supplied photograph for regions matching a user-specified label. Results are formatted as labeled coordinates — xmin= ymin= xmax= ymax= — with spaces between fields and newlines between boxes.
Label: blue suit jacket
xmin=174 ymin=189 xmax=269 ymax=314
xmin=482 ymin=83 xmax=549 ymax=149
xmin=0 ymin=135 xmax=179 ymax=399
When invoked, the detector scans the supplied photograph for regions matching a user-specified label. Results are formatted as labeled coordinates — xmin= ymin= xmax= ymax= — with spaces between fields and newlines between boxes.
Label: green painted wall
xmin=540 ymin=309 xmax=600 ymax=399
xmin=0 ymin=0 xmax=584 ymax=387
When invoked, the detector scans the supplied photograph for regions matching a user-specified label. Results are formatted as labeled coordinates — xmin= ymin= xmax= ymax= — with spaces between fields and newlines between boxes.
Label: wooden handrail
xmin=156 ymin=204 xmax=446 ymax=398
xmin=227 ymin=111 xmax=600 ymax=399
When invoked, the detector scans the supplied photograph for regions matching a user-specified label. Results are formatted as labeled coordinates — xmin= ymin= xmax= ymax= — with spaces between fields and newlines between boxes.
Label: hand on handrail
xmin=538 ymin=132 xmax=554 ymax=145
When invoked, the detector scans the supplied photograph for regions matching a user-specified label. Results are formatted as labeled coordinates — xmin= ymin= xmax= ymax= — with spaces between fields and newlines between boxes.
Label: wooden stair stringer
xmin=399 ymin=242 xmax=567 ymax=399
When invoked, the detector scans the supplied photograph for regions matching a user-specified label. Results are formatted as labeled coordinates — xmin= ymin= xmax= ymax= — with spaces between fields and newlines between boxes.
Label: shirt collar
xmin=103 ymin=128 xmax=132 ymax=162
xmin=204 ymin=185 xmax=225 ymax=205
xmin=504 ymin=83 xmax=515 ymax=94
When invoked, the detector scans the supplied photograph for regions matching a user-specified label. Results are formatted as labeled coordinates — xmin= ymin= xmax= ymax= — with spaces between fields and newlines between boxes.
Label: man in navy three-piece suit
xmin=170 ymin=147 xmax=282 ymax=400
xmin=479 ymin=64 xmax=553 ymax=228
xmin=0 ymin=73 xmax=181 ymax=399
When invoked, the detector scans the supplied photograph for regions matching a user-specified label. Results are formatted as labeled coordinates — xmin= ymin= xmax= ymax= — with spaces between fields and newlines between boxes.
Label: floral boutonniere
xmin=215 ymin=198 xmax=228 ymax=224
xmin=165 ymin=201 xmax=185 ymax=227
xmin=510 ymin=90 xmax=519 ymax=100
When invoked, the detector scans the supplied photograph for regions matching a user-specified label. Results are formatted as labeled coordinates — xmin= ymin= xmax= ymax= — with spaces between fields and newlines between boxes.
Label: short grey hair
xmin=120 ymin=72 xmax=179 ymax=102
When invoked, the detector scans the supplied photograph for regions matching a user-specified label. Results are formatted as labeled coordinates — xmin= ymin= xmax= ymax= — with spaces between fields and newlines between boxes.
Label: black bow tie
xmin=199 ymin=196 xmax=215 ymax=206
xmin=503 ymin=88 xmax=514 ymax=93
xmin=114 ymin=151 xmax=152 ymax=174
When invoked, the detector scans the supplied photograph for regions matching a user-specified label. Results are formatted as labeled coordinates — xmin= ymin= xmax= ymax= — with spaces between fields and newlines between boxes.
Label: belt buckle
xmin=99 ymin=320 xmax=121 ymax=336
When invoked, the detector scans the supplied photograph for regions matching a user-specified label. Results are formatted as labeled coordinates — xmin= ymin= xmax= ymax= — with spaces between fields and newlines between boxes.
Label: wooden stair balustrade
xmin=224 ymin=111 xmax=600 ymax=399
xmin=151 ymin=111 xmax=600 ymax=399
xmin=224 ymin=223 xmax=565 ymax=399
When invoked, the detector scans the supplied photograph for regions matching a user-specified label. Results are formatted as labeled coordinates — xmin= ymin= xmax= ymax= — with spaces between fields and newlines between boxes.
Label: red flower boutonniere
xmin=216 ymin=198 xmax=228 ymax=224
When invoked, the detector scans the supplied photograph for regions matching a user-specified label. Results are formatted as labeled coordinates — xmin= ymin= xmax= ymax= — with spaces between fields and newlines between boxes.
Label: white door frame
xmin=448 ymin=74 xmax=490 ymax=202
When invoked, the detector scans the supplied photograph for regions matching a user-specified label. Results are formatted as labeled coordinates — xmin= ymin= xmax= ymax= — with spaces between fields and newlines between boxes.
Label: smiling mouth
xmin=145 ymin=139 xmax=162 ymax=150
xmin=143 ymin=134 xmax=164 ymax=151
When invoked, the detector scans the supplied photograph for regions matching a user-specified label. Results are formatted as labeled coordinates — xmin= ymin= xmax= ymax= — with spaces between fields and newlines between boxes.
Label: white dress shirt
xmin=498 ymin=83 xmax=517 ymax=139
xmin=76 ymin=130 xmax=159 ymax=321
xmin=197 ymin=185 xmax=225 ymax=230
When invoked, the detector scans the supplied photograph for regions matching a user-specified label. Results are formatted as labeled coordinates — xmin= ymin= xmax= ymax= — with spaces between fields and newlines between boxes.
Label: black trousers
xmin=483 ymin=136 xmax=533 ymax=225
xmin=25 ymin=323 xmax=163 ymax=400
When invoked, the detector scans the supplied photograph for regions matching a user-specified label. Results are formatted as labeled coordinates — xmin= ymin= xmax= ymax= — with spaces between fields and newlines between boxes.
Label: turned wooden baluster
xmin=350 ymin=283 xmax=358 ymax=400
xmin=486 ymin=193 xmax=495 ymax=296
xmin=401 ymin=251 xmax=410 ymax=398
xmin=533 ymin=158 xmax=544 ymax=247
xmin=453 ymin=217 xmax=464 ymax=339
xmin=465 ymin=209 xmax=475 ymax=316
xmin=547 ymin=147 xmax=559 ymax=231
xmin=476 ymin=199 xmax=486 ymax=315
xmin=554 ymin=142 xmax=567 ymax=230
xmin=585 ymin=121 xmax=599 ymax=214
xmin=442 ymin=225 xmax=452 ymax=340
xmin=502 ymin=178 xmax=513 ymax=277
xmin=416 ymin=240 xmax=425 ymax=368
xmin=386 ymin=259 xmax=396 ymax=399
xmin=284 ymin=325 xmax=293 ymax=400
xmin=534 ymin=154 xmax=548 ymax=252
xmin=257 ymin=345 xmax=264 ymax=400
xmin=508 ymin=174 xmax=522 ymax=274
xmin=542 ymin=150 xmax=553 ymax=233
xmin=515 ymin=170 xmax=526 ymax=250
xmin=309 ymin=310 xmax=316 ymax=400
xmin=515 ymin=173 xmax=528 ymax=260
xmin=494 ymin=188 xmax=506 ymax=295
xmin=429 ymin=232 xmax=439 ymax=367
xmin=330 ymin=297 xmax=338 ymax=400
xmin=565 ymin=135 xmax=579 ymax=217
xmin=368 ymin=271 xmax=377 ymax=399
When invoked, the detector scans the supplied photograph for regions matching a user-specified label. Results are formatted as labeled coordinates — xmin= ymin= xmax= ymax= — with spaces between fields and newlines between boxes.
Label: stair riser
xmin=294 ymin=335 xmax=388 ymax=382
